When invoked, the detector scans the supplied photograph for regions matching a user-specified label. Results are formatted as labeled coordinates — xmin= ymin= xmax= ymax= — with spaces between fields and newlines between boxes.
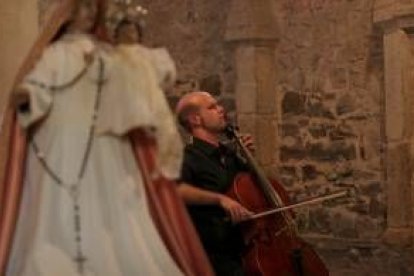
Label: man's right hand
xmin=218 ymin=195 xmax=253 ymax=223
xmin=177 ymin=183 xmax=253 ymax=223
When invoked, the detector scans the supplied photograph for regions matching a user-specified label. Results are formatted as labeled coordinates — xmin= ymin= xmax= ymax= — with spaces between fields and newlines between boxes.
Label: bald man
xmin=176 ymin=91 xmax=252 ymax=276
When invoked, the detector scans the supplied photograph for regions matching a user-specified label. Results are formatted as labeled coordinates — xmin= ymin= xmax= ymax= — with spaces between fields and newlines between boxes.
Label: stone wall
xmin=137 ymin=0 xmax=236 ymax=113
xmin=2 ymin=0 xmax=409 ymax=250
xmin=272 ymin=0 xmax=386 ymax=240
xmin=141 ymin=0 xmax=387 ymax=242
xmin=1 ymin=0 xmax=413 ymax=272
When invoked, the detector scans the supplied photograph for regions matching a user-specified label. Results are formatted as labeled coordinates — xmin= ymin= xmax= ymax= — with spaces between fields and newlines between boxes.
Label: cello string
xmin=228 ymin=125 xmax=297 ymax=228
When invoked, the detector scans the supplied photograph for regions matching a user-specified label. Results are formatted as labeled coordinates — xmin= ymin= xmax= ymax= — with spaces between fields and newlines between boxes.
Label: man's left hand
xmin=240 ymin=134 xmax=255 ymax=153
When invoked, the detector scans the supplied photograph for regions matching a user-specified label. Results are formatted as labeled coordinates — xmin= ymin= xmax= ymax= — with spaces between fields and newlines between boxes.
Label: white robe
xmin=7 ymin=34 xmax=184 ymax=276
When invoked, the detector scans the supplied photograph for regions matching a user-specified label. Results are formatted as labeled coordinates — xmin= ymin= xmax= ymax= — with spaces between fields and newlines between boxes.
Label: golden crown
xmin=106 ymin=0 xmax=148 ymax=33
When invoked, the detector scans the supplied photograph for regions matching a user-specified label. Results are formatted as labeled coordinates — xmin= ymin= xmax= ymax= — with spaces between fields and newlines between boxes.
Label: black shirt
xmin=180 ymin=137 xmax=247 ymax=256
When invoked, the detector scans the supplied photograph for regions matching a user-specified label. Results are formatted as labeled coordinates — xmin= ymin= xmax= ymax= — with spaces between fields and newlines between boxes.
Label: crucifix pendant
xmin=71 ymin=184 xmax=87 ymax=274
xmin=73 ymin=200 xmax=87 ymax=274
xmin=74 ymin=252 xmax=87 ymax=274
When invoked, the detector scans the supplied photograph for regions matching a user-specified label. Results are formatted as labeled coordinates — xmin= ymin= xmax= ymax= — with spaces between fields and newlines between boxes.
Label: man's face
xmin=196 ymin=94 xmax=226 ymax=133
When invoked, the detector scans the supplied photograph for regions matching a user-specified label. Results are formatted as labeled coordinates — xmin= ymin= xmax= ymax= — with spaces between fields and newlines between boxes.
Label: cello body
xmin=227 ymin=173 xmax=329 ymax=276
xmin=224 ymin=124 xmax=329 ymax=275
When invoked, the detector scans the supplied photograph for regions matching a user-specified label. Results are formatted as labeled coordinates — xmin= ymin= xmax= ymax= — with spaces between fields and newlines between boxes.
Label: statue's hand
xmin=83 ymin=52 xmax=94 ymax=65
xmin=12 ymin=87 xmax=30 ymax=111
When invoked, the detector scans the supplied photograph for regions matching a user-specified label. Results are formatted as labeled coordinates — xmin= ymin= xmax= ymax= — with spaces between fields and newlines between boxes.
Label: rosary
xmin=30 ymin=56 xmax=105 ymax=275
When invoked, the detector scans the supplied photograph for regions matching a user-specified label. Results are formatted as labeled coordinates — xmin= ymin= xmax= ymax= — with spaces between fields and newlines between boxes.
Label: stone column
xmin=225 ymin=0 xmax=279 ymax=172
xmin=374 ymin=0 xmax=414 ymax=247
xmin=0 ymin=0 xmax=38 ymax=184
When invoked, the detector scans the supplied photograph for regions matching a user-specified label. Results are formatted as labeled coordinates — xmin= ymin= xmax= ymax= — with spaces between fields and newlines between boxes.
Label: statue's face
xmin=69 ymin=0 xmax=98 ymax=33
xmin=116 ymin=22 xmax=141 ymax=45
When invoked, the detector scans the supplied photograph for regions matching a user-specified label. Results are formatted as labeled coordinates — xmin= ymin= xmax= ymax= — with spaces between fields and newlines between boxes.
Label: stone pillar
xmin=225 ymin=0 xmax=279 ymax=171
xmin=0 ymin=0 xmax=38 ymax=184
xmin=374 ymin=0 xmax=414 ymax=247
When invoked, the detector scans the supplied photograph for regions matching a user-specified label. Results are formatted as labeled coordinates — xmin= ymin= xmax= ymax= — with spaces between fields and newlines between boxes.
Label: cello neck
xmin=225 ymin=125 xmax=284 ymax=208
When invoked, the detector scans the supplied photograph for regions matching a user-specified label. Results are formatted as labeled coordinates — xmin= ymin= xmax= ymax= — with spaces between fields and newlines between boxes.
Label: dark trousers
xmin=209 ymin=253 xmax=244 ymax=276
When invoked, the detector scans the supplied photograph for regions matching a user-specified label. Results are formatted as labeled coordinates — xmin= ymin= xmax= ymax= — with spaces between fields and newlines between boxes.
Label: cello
xmin=225 ymin=125 xmax=330 ymax=276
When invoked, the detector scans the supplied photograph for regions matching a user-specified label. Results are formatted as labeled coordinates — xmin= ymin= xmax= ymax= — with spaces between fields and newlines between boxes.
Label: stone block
xmin=279 ymin=166 xmax=298 ymax=188
xmin=359 ymin=181 xmax=383 ymax=197
xmin=256 ymin=116 xmax=278 ymax=165
xmin=308 ymin=141 xmax=356 ymax=162
xmin=235 ymin=46 xmax=257 ymax=114
xmin=368 ymin=195 xmax=387 ymax=219
xmin=302 ymin=164 xmax=320 ymax=181
xmin=282 ymin=91 xmax=306 ymax=116
xmin=330 ymin=211 xmax=359 ymax=238
xmin=220 ymin=97 xmax=236 ymax=114
xmin=235 ymin=46 xmax=256 ymax=83
xmin=330 ymin=68 xmax=348 ymax=90
xmin=374 ymin=0 xmax=414 ymax=25
xmin=199 ymin=74 xmax=222 ymax=95
xmin=237 ymin=114 xmax=256 ymax=136
xmin=384 ymin=30 xmax=412 ymax=141
xmin=382 ymin=227 xmax=412 ymax=247
xmin=386 ymin=142 xmax=412 ymax=228
xmin=235 ymin=83 xmax=257 ymax=114
xmin=308 ymin=207 xmax=332 ymax=235
xmin=358 ymin=124 xmax=381 ymax=162
xmin=255 ymin=46 xmax=277 ymax=114
xmin=329 ymin=124 xmax=356 ymax=141
xmin=280 ymin=145 xmax=306 ymax=162
xmin=281 ymin=123 xmax=300 ymax=137
xmin=289 ymin=68 xmax=306 ymax=91
xmin=336 ymin=94 xmax=356 ymax=116
xmin=225 ymin=0 xmax=278 ymax=42
xmin=308 ymin=124 xmax=330 ymax=139
xmin=307 ymin=102 xmax=335 ymax=119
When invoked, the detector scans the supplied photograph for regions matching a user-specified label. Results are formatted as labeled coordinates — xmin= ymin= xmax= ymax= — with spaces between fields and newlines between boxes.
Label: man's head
xmin=176 ymin=91 xmax=226 ymax=139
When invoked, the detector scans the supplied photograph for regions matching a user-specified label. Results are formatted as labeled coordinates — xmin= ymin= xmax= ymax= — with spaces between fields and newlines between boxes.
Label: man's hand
xmin=177 ymin=183 xmax=253 ymax=223
xmin=218 ymin=195 xmax=253 ymax=223
xmin=240 ymin=134 xmax=255 ymax=153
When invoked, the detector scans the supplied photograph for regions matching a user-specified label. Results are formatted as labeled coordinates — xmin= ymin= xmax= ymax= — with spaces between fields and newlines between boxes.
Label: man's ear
xmin=188 ymin=113 xmax=201 ymax=127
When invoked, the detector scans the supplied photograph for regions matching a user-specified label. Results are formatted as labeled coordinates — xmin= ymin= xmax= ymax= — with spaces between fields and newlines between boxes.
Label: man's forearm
xmin=177 ymin=182 xmax=223 ymax=205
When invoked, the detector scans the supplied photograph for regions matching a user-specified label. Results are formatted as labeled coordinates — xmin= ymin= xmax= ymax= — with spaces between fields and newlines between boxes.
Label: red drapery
xmin=0 ymin=108 xmax=27 ymax=274
xmin=130 ymin=130 xmax=213 ymax=276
